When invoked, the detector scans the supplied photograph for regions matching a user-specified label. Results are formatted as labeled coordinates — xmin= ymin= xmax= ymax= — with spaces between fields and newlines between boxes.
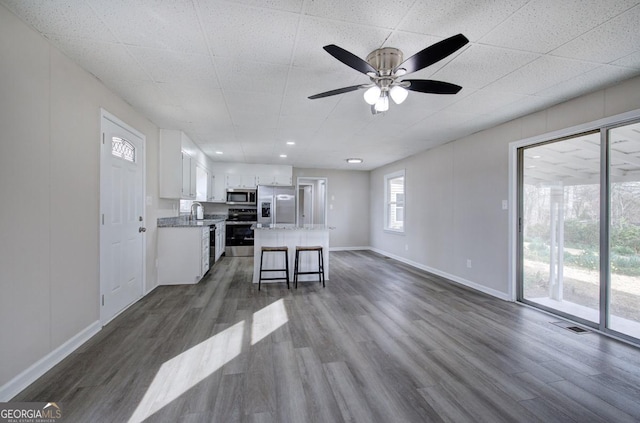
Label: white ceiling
xmin=3 ymin=0 xmax=640 ymax=170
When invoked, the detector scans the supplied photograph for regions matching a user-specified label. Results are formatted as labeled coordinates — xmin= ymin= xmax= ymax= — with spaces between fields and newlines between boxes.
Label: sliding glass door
xmin=520 ymin=131 xmax=601 ymax=324
xmin=518 ymin=120 xmax=640 ymax=342
xmin=608 ymin=122 xmax=640 ymax=339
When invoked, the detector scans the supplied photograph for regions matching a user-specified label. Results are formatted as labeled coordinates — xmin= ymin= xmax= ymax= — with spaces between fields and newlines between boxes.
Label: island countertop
xmin=158 ymin=215 xmax=226 ymax=228
xmin=251 ymin=224 xmax=334 ymax=231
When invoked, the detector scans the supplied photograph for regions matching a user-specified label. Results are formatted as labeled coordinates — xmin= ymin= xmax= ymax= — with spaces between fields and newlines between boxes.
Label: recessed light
xmin=280 ymin=154 xmax=287 ymax=158
xmin=215 ymin=151 xmax=223 ymax=155
xmin=346 ymin=158 xmax=363 ymax=164
xmin=531 ymin=155 xmax=541 ymax=159
xmin=286 ymin=141 xmax=295 ymax=145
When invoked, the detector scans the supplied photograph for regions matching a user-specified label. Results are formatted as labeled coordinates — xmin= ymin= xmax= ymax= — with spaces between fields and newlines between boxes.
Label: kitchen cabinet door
xmin=208 ymin=172 xmax=226 ymax=202
xmin=226 ymin=174 xmax=256 ymax=189
xmin=215 ymin=222 xmax=225 ymax=261
xmin=181 ymin=152 xmax=196 ymax=199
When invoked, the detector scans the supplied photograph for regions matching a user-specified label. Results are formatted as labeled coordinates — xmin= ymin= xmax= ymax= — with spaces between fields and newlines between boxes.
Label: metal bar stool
xmin=294 ymin=246 xmax=325 ymax=289
xmin=259 ymin=246 xmax=290 ymax=290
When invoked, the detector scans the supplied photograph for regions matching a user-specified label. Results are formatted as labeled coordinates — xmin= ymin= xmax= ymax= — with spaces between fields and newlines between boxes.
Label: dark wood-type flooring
xmin=14 ymin=251 xmax=640 ymax=422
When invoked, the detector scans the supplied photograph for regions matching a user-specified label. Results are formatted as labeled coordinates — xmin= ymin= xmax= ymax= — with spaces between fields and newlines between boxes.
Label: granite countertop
xmin=158 ymin=215 xmax=227 ymax=228
xmin=252 ymin=223 xmax=334 ymax=231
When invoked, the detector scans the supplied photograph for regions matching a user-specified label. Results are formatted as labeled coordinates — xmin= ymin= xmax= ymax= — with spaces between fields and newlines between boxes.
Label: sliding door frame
xmin=508 ymin=108 xmax=640 ymax=344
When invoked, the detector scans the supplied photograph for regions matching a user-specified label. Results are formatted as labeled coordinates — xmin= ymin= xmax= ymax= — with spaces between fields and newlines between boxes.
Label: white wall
xmin=370 ymin=75 xmax=640 ymax=299
xmin=0 ymin=5 xmax=161 ymax=395
xmin=293 ymin=168 xmax=370 ymax=249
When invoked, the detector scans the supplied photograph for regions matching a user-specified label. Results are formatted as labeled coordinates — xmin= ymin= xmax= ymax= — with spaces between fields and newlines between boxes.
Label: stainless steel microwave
xmin=226 ymin=188 xmax=257 ymax=205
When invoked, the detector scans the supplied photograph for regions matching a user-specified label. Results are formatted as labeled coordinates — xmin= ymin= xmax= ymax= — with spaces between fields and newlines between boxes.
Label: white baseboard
xmin=368 ymin=247 xmax=511 ymax=301
xmin=329 ymin=246 xmax=370 ymax=252
xmin=0 ymin=321 xmax=101 ymax=402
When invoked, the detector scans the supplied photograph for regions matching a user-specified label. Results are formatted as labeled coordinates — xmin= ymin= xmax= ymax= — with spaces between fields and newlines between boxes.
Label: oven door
xmin=225 ymin=222 xmax=254 ymax=256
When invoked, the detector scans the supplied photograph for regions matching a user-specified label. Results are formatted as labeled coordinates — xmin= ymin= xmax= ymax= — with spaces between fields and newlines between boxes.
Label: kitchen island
xmin=252 ymin=224 xmax=332 ymax=285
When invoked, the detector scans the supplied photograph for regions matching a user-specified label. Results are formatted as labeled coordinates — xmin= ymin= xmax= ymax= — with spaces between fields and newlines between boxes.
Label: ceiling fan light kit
xmin=309 ymin=34 xmax=469 ymax=114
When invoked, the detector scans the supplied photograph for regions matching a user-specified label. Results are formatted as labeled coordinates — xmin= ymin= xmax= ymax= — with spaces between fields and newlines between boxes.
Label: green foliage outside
xmin=525 ymin=219 xmax=640 ymax=276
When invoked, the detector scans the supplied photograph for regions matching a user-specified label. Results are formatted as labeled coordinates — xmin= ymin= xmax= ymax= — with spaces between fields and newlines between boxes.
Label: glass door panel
xmin=521 ymin=132 xmax=601 ymax=323
xmin=608 ymin=122 xmax=640 ymax=338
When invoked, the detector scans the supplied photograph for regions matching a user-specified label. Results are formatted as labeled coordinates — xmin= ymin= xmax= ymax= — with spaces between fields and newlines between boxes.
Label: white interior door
xmin=100 ymin=111 xmax=145 ymax=324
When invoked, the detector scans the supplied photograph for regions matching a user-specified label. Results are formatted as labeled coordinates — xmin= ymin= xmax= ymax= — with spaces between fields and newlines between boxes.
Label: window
xmin=111 ymin=136 xmax=135 ymax=162
xmin=384 ymin=170 xmax=405 ymax=232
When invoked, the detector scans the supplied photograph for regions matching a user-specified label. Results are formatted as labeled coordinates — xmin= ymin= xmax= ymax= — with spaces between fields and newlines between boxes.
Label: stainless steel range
xmin=225 ymin=208 xmax=257 ymax=257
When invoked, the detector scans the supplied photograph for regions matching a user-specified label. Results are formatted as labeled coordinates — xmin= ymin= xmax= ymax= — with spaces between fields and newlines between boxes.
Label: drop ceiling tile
xmin=487 ymin=56 xmax=599 ymax=95
xmin=217 ymin=0 xmax=304 ymax=13
xmin=480 ymin=0 xmax=640 ymax=53
xmin=431 ymin=44 xmax=540 ymax=89
xmin=536 ymin=65 xmax=640 ymax=100
xmin=613 ymin=51 xmax=640 ymax=69
xmin=87 ymin=0 xmax=208 ymax=54
xmin=46 ymin=36 xmax=149 ymax=82
xmin=400 ymin=0 xmax=530 ymax=41
xmin=304 ymin=0 xmax=414 ymax=28
xmin=198 ymin=1 xmax=299 ymax=64
xmin=216 ymin=60 xmax=289 ymax=95
xmin=551 ymin=5 xmax=640 ymax=63
xmin=443 ymin=89 xmax=527 ymax=115
xmin=1 ymin=0 xmax=115 ymax=41
xmin=293 ymin=16 xmax=391 ymax=72
xmin=129 ymin=47 xmax=218 ymax=86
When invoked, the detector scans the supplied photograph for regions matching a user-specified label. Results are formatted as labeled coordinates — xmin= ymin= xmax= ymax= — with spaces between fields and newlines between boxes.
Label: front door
xmin=100 ymin=111 xmax=145 ymax=324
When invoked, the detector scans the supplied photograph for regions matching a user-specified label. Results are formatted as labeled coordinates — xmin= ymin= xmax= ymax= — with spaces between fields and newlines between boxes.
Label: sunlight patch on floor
xmin=251 ymin=298 xmax=288 ymax=345
xmin=128 ymin=299 xmax=289 ymax=422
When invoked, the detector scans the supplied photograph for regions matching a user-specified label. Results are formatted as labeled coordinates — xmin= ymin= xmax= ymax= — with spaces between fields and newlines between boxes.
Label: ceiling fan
xmin=308 ymin=34 xmax=469 ymax=113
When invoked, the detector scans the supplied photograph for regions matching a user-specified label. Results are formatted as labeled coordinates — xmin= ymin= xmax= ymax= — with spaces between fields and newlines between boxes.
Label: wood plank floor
xmin=14 ymin=251 xmax=640 ymax=422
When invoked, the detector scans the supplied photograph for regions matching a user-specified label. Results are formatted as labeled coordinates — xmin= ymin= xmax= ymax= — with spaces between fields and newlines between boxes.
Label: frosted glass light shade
xmin=390 ymin=85 xmax=408 ymax=104
xmin=363 ymin=86 xmax=381 ymax=105
xmin=374 ymin=95 xmax=389 ymax=112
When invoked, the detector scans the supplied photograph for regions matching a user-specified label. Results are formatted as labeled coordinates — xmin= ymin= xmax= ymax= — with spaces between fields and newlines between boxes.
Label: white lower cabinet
xmin=214 ymin=222 xmax=225 ymax=261
xmin=158 ymin=227 xmax=210 ymax=285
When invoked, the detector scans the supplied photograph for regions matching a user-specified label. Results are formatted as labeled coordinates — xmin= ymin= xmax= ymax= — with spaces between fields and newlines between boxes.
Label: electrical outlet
xmin=502 ymin=200 xmax=508 ymax=210
xmin=405 ymin=244 xmax=409 ymax=251
xmin=466 ymin=259 xmax=472 ymax=268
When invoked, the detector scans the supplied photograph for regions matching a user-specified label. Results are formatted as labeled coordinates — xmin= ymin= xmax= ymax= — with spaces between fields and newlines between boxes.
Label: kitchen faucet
xmin=190 ymin=202 xmax=203 ymax=220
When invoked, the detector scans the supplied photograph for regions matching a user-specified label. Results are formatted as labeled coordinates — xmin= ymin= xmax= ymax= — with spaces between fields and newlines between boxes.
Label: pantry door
xmin=100 ymin=110 xmax=145 ymax=325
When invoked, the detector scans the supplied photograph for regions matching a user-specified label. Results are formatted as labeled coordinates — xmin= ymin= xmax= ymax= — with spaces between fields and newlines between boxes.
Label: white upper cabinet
xmin=255 ymin=165 xmax=293 ymax=186
xmin=181 ymin=151 xmax=197 ymax=199
xmin=225 ymin=173 xmax=256 ymax=189
xmin=160 ymin=129 xmax=209 ymax=200
xmin=208 ymin=172 xmax=226 ymax=202
xmin=161 ymin=129 xmax=293 ymax=198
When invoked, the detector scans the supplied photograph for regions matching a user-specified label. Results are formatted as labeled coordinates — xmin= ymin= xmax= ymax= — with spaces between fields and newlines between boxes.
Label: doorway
xmin=99 ymin=110 xmax=146 ymax=325
xmin=297 ymin=177 xmax=327 ymax=226
xmin=517 ymin=119 xmax=640 ymax=343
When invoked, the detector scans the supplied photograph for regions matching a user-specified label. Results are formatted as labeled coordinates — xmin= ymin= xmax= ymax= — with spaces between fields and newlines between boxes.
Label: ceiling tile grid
xmin=2 ymin=0 xmax=640 ymax=170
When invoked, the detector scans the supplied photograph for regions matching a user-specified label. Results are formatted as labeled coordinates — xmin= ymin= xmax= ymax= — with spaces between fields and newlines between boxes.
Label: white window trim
xmin=384 ymin=169 xmax=405 ymax=234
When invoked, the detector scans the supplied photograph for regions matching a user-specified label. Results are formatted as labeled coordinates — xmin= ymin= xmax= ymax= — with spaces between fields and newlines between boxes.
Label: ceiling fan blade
xmin=308 ymin=84 xmax=365 ymax=99
xmin=323 ymin=44 xmax=377 ymax=75
xmin=403 ymin=79 xmax=463 ymax=94
xmin=395 ymin=33 xmax=469 ymax=75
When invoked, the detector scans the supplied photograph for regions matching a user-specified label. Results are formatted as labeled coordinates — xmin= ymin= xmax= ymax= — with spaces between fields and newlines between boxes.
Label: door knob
xmin=139 ymin=227 xmax=147 ymax=233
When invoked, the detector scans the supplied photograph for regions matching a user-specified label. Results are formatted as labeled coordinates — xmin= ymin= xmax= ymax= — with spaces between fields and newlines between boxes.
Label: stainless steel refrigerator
xmin=257 ymin=185 xmax=296 ymax=226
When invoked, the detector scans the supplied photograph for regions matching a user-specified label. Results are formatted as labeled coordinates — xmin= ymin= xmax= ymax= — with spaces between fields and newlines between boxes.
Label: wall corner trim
xmin=0 ymin=321 xmax=101 ymax=402
xmin=368 ymin=247 xmax=512 ymax=301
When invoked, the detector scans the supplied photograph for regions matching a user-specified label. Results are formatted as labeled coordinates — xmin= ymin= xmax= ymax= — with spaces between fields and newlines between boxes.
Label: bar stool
xmin=259 ymin=246 xmax=290 ymax=291
xmin=294 ymin=246 xmax=325 ymax=289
